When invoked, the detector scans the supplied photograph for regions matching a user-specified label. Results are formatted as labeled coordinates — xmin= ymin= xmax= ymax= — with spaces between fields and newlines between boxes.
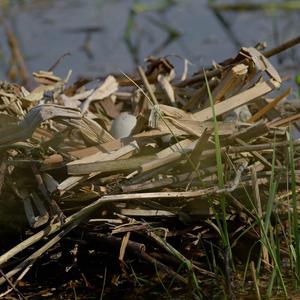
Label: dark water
xmin=0 ymin=0 xmax=299 ymax=81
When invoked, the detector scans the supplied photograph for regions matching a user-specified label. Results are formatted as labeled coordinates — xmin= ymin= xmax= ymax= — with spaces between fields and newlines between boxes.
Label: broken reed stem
xmin=0 ymin=201 xmax=192 ymax=288
xmin=137 ymin=66 xmax=159 ymax=106
xmin=263 ymin=35 xmax=300 ymax=58
xmin=0 ymin=222 xmax=77 ymax=285
xmin=0 ymin=139 xmax=298 ymax=278
xmin=0 ymin=268 xmax=23 ymax=298
xmin=2 ymin=18 xmax=31 ymax=88
xmin=235 ymin=138 xmax=273 ymax=169
xmin=47 ymin=52 xmax=71 ymax=72
xmin=176 ymin=35 xmax=300 ymax=87
xmin=0 ymin=184 xmax=241 ymax=270
xmin=31 ymin=163 xmax=65 ymax=221
xmin=248 ymin=87 xmax=291 ymax=123
xmin=193 ymin=139 xmax=300 ymax=164
xmin=227 ymin=139 xmax=300 ymax=153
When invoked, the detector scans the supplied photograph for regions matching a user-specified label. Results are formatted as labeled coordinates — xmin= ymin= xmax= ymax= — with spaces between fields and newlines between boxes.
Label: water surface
xmin=1 ymin=0 xmax=299 ymax=81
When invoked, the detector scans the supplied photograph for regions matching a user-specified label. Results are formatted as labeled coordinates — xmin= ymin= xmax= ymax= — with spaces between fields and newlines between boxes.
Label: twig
xmin=147 ymin=230 xmax=214 ymax=278
xmin=0 ymin=222 xmax=78 ymax=286
xmin=0 ymin=176 xmax=271 ymax=269
xmin=2 ymin=19 xmax=31 ymax=88
xmin=176 ymin=35 xmax=300 ymax=87
xmin=263 ymin=35 xmax=300 ymax=58
xmin=0 ymin=191 xmax=204 ymax=269
xmin=47 ymin=52 xmax=71 ymax=72
xmin=0 ymin=268 xmax=24 ymax=299
xmin=140 ymin=251 xmax=188 ymax=285
xmin=228 ymin=139 xmax=300 ymax=153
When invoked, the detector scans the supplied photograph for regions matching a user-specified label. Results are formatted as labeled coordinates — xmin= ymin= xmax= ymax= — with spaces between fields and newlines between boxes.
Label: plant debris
xmin=0 ymin=36 xmax=300 ymax=299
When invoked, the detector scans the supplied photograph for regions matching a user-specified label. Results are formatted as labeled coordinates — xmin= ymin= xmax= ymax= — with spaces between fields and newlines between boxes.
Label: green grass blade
xmin=203 ymin=69 xmax=231 ymax=259
xmin=288 ymin=126 xmax=300 ymax=283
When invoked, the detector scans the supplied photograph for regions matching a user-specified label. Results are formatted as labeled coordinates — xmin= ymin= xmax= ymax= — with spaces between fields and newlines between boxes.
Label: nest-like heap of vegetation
xmin=0 ymin=39 xmax=300 ymax=299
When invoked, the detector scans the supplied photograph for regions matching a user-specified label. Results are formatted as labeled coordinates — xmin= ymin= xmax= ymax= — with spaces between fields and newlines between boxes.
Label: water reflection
xmin=0 ymin=0 xmax=299 ymax=82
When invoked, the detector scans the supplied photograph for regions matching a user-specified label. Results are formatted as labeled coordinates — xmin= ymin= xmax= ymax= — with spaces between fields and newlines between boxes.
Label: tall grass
xmin=288 ymin=126 xmax=300 ymax=283
xmin=203 ymin=70 xmax=231 ymax=262
xmin=122 ymin=67 xmax=297 ymax=297
xmin=252 ymin=136 xmax=287 ymax=296
xmin=210 ymin=112 xmax=289 ymax=297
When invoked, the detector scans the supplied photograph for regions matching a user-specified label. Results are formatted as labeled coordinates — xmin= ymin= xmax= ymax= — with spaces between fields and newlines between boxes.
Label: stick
xmin=0 ymin=222 xmax=77 ymax=285
xmin=2 ymin=19 xmax=31 ymax=88
xmin=176 ymin=35 xmax=300 ymax=87
xmin=263 ymin=35 xmax=300 ymax=59
xmin=0 ymin=186 xmax=225 ymax=267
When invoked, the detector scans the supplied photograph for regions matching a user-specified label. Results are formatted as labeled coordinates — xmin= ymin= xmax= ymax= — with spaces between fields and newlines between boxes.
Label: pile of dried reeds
xmin=0 ymin=37 xmax=300 ymax=298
